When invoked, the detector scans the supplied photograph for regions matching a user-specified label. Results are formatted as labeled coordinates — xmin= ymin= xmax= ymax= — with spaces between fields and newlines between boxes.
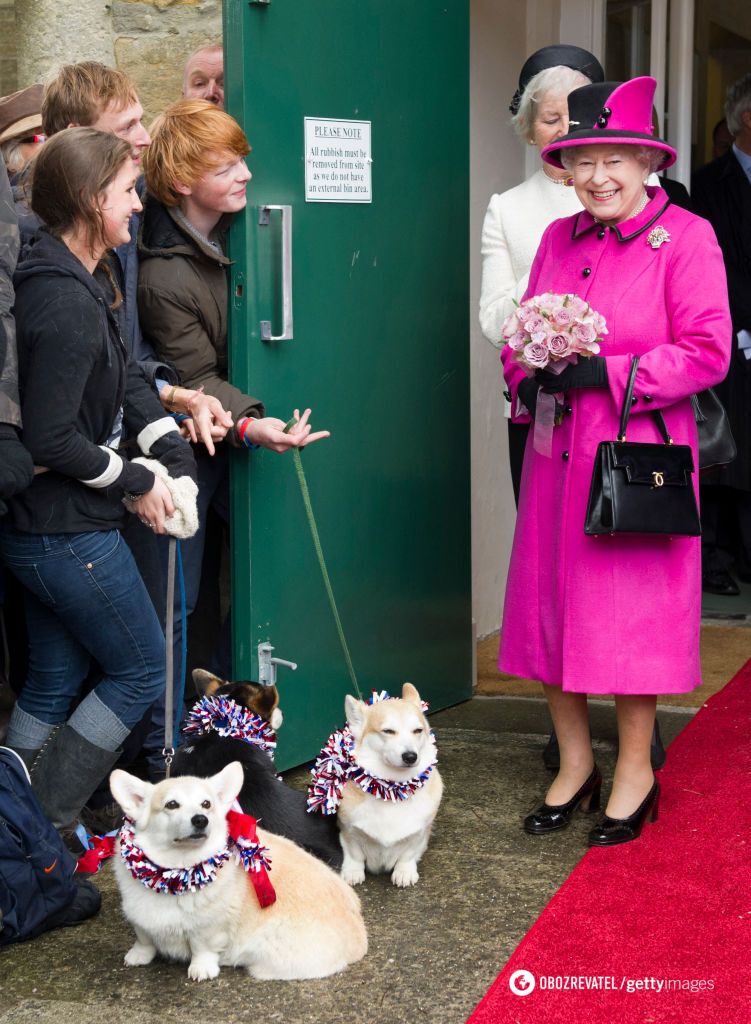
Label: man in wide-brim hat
xmin=0 ymin=84 xmax=45 ymax=177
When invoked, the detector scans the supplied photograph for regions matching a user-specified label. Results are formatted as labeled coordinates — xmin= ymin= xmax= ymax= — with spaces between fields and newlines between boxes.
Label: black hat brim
xmin=542 ymin=129 xmax=677 ymax=169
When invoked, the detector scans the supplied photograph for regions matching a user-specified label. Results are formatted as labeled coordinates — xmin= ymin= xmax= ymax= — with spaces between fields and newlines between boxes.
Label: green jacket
xmin=137 ymin=196 xmax=264 ymax=444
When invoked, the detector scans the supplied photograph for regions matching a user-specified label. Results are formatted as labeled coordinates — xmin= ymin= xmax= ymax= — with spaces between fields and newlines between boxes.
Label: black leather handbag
xmin=690 ymin=389 xmax=736 ymax=471
xmin=585 ymin=357 xmax=701 ymax=537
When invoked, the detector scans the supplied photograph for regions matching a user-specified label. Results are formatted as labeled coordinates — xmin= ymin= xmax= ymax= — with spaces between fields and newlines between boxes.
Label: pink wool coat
xmin=499 ymin=188 xmax=731 ymax=694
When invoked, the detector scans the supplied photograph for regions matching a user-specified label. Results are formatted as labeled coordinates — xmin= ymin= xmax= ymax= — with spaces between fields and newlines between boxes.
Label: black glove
xmin=517 ymin=378 xmax=540 ymax=420
xmin=535 ymin=355 xmax=608 ymax=393
xmin=150 ymin=433 xmax=198 ymax=484
xmin=0 ymin=424 xmax=34 ymax=504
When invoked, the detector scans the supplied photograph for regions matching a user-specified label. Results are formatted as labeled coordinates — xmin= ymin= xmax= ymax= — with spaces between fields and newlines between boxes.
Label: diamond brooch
xmin=647 ymin=226 xmax=671 ymax=249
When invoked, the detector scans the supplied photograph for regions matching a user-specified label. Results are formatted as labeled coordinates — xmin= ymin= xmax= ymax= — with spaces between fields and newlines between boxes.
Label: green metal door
xmin=225 ymin=0 xmax=471 ymax=770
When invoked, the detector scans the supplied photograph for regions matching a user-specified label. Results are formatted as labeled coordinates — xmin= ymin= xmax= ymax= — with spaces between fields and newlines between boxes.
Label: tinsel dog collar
xmin=307 ymin=690 xmax=437 ymax=816
xmin=183 ymin=695 xmax=277 ymax=759
xmin=118 ymin=809 xmax=276 ymax=906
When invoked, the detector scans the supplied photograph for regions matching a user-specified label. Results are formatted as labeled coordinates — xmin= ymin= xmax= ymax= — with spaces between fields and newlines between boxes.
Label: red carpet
xmin=467 ymin=660 xmax=751 ymax=1024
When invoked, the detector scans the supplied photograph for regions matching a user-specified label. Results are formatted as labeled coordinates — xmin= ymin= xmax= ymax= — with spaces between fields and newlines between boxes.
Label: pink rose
xmin=551 ymin=306 xmax=574 ymax=327
xmin=522 ymin=341 xmax=549 ymax=369
xmin=536 ymin=292 xmax=559 ymax=314
xmin=525 ymin=315 xmax=546 ymax=337
xmin=547 ymin=333 xmax=572 ymax=357
xmin=508 ymin=330 xmax=527 ymax=351
xmin=502 ymin=311 xmax=520 ymax=338
xmin=516 ymin=305 xmax=534 ymax=325
xmin=567 ymin=295 xmax=589 ymax=318
xmin=572 ymin=321 xmax=597 ymax=347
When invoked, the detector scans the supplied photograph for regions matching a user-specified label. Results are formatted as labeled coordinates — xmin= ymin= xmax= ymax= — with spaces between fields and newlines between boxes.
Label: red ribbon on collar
xmin=76 ymin=833 xmax=117 ymax=874
xmin=227 ymin=809 xmax=276 ymax=908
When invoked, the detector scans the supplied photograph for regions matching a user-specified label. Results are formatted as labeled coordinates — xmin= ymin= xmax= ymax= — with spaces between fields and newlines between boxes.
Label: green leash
xmin=284 ymin=418 xmax=363 ymax=701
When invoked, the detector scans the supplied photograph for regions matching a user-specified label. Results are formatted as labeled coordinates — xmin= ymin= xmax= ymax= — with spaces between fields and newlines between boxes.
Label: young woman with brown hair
xmin=0 ymin=127 xmax=196 ymax=846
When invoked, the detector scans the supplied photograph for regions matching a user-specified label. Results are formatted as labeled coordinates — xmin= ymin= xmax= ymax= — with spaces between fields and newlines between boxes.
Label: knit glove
xmin=0 ymin=424 xmax=34 ymax=505
xmin=535 ymin=355 xmax=608 ymax=393
xmin=122 ymin=458 xmax=198 ymax=539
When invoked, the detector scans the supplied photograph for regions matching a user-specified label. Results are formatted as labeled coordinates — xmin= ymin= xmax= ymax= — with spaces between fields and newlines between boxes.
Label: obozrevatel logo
xmin=509 ymin=969 xmax=536 ymax=996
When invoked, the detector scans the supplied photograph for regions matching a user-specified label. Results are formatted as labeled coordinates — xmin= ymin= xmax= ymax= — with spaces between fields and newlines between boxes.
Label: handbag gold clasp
xmin=651 ymin=471 xmax=665 ymax=488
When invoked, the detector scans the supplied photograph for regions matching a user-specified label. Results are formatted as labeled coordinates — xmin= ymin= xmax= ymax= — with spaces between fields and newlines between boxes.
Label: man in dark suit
xmin=693 ymin=73 xmax=751 ymax=595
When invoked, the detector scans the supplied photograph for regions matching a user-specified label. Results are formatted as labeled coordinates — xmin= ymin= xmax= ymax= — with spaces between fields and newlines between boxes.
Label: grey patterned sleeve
xmin=0 ymin=161 xmax=21 ymax=428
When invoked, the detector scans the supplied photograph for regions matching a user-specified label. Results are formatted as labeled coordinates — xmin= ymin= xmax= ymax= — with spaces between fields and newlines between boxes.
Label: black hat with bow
xmin=510 ymin=45 xmax=605 ymax=116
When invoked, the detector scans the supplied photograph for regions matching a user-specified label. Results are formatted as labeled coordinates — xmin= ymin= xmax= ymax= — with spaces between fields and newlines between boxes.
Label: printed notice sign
xmin=304 ymin=118 xmax=372 ymax=203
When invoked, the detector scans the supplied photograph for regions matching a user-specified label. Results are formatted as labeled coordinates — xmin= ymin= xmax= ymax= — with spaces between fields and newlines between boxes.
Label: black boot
xmin=7 ymin=746 xmax=42 ymax=771
xmin=30 ymin=724 xmax=121 ymax=847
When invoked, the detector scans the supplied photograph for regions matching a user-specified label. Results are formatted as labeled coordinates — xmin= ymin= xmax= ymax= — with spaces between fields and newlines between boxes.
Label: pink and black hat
xmin=541 ymin=76 xmax=676 ymax=170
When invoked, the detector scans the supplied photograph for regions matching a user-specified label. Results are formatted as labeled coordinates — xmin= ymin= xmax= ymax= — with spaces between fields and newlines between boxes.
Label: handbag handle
xmin=617 ymin=356 xmax=672 ymax=445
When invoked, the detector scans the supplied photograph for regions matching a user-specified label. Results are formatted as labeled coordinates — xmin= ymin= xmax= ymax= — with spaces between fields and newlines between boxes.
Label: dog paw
xmin=124 ymin=942 xmax=156 ymax=967
xmin=391 ymin=863 xmax=419 ymax=888
xmin=188 ymin=958 xmax=220 ymax=982
xmin=341 ymin=863 xmax=366 ymax=886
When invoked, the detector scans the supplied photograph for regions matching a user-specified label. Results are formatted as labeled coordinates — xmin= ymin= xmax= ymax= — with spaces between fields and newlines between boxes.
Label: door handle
xmin=257 ymin=641 xmax=298 ymax=688
xmin=258 ymin=204 xmax=293 ymax=341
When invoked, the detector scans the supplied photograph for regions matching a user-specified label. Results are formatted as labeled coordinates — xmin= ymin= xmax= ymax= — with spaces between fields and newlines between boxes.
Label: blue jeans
xmin=0 ymin=526 xmax=165 ymax=747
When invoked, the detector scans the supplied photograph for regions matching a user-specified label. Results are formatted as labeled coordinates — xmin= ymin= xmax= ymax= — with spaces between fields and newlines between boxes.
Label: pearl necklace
xmin=595 ymin=189 xmax=650 ymax=228
xmin=542 ymin=166 xmax=574 ymax=187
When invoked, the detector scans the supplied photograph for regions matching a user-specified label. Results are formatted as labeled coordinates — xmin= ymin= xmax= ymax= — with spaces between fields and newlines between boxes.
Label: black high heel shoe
xmin=523 ymin=766 xmax=602 ymax=835
xmin=587 ymin=780 xmax=660 ymax=847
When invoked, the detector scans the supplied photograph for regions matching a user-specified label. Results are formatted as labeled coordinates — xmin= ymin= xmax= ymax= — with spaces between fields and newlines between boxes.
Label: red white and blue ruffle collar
xmin=183 ymin=695 xmax=277 ymax=759
xmin=307 ymin=691 xmax=437 ymax=816
xmin=118 ymin=809 xmax=275 ymax=905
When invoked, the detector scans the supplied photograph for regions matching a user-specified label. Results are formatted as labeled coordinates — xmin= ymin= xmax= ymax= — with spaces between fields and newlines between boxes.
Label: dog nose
xmin=191 ymin=814 xmax=209 ymax=831
xmin=402 ymin=751 xmax=418 ymax=766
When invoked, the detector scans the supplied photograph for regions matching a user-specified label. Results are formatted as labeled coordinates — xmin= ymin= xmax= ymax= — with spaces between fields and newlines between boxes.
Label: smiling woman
xmin=135 ymin=100 xmax=329 ymax=775
xmin=561 ymin=145 xmax=661 ymax=226
xmin=499 ymin=77 xmax=733 ymax=849
xmin=0 ymin=127 xmax=198 ymax=850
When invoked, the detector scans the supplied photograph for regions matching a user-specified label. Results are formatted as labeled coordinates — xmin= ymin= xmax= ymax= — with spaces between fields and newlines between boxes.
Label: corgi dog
xmin=109 ymin=763 xmax=367 ymax=982
xmin=172 ymin=670 xmax=342 ymax=869
xmin=336 ymin=684 xmax=443 ymax=887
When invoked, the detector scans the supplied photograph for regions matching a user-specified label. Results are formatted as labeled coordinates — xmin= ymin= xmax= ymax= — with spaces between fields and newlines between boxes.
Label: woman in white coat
xmin=479 ymin=45 xmax=604 ymax=503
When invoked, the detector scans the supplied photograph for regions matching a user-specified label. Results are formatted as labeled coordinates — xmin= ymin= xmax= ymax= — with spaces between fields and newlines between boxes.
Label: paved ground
xmin=0 ymin=696 xmax=694 ymax=1024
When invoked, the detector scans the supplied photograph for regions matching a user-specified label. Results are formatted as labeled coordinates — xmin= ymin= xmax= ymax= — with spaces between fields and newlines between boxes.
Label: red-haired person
xmin=137 ymin=100 xmax=328 ymax=773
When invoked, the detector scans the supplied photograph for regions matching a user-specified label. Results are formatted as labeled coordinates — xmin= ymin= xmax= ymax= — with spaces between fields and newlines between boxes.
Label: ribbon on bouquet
xmin=532 ymin=357 xmax=569 ymax=457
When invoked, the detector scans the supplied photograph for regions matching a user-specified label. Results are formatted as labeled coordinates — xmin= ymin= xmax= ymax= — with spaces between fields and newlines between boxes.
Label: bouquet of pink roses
xmin=501 ymin=292 xmax=607 ymax=372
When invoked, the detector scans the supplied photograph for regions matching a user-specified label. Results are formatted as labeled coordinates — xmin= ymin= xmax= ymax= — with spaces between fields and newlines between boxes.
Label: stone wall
xmin=6 ymin=0 xmax=222 ymax=123
xmin=112 ymin=0 xmax=223 ymax=123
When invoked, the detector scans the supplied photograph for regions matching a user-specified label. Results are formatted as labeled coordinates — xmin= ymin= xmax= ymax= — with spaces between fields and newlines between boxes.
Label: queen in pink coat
xmin=499 ymin=77 xmax=731 ymax=847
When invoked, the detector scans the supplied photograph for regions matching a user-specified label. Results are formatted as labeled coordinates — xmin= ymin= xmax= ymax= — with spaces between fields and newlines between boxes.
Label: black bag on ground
xmin=0 ymin=746 xmax=100 ymax=945
xmin=690 ymin=388 xmax=737 ymax=471
xmin=585 ymin=356 xmax=701 ymax=537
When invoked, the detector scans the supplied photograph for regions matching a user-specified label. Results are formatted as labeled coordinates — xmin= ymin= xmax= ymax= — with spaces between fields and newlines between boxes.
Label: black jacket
xmin=8 ymin=230 xmax=170 ymax=533
xmin=692 ymin=149 xmax=751 ymax=490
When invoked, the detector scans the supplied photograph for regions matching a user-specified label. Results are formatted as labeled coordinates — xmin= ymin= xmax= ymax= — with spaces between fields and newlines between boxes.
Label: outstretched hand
xmin=245 ymin=408 xmax=330 ymax=454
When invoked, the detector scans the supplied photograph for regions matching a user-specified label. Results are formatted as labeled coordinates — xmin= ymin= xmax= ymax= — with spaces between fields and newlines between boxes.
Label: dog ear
xmin=193 ymin=668 xmax=225 ymax=696
xmin=402 ymin=682 xmax=422 ymax=706
xmin=211 ymin=761 xmax=244 ymax=808
xmin=110 ymin=769 xmax=152 ymax=826
xmin=344 ymin=694 xmax=366 ymax=735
